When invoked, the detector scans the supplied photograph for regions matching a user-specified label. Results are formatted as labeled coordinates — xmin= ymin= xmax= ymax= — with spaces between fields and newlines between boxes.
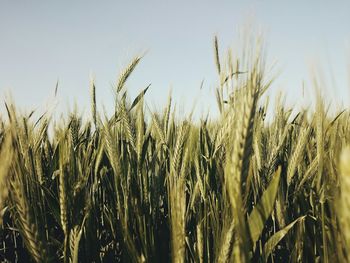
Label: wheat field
xmin=0 ymin=37 xmax=350 ymax=263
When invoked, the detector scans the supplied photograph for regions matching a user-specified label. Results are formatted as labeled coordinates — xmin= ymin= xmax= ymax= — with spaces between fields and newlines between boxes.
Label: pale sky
xmin=1 ymin=1 xmax=350 ymax=118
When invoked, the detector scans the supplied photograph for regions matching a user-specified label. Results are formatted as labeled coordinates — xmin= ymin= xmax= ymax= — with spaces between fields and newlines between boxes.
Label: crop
xmin=0 ymin=36 xmax=350 ymax=262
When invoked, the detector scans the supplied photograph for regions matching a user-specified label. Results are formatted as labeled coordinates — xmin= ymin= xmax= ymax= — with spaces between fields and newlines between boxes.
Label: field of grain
xmin=0 ymin=37 xmax=350 ymax=262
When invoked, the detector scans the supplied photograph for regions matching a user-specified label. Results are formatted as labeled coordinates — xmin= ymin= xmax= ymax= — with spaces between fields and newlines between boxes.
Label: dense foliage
xmin=1 ymin=38 xmax=350 ymax=262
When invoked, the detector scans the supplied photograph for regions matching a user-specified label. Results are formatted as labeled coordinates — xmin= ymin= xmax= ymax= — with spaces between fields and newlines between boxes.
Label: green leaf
xmin=264 ymin=215 xmax=306 ymax=260
xmin=129 ymin=84 xmax=151 ymax=111
xmin=248 ymin=166 xmax=281 ymax=246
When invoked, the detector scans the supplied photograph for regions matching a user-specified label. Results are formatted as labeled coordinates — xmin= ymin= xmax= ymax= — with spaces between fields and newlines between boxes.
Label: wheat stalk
xmin=116 ymin=56 xmax=141 ymax=93
xmin=339 ymin=146 xmax=350 ymax=250
xmin=0 ymin=135 xmax=12 ymax=226
xmin=10 ymin=178 xmax=47 ymax=263
xmin=90 ymin=77 xmax=97 ymax=127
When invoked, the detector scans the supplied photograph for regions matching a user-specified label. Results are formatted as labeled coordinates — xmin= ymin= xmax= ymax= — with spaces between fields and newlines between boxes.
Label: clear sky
xmin=1 ymin=1 xmax=350 ymax=118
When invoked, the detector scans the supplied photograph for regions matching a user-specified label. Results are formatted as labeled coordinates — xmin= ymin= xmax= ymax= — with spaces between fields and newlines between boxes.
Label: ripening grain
xmin=0 ymin=36 xmax=349 ymax=263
